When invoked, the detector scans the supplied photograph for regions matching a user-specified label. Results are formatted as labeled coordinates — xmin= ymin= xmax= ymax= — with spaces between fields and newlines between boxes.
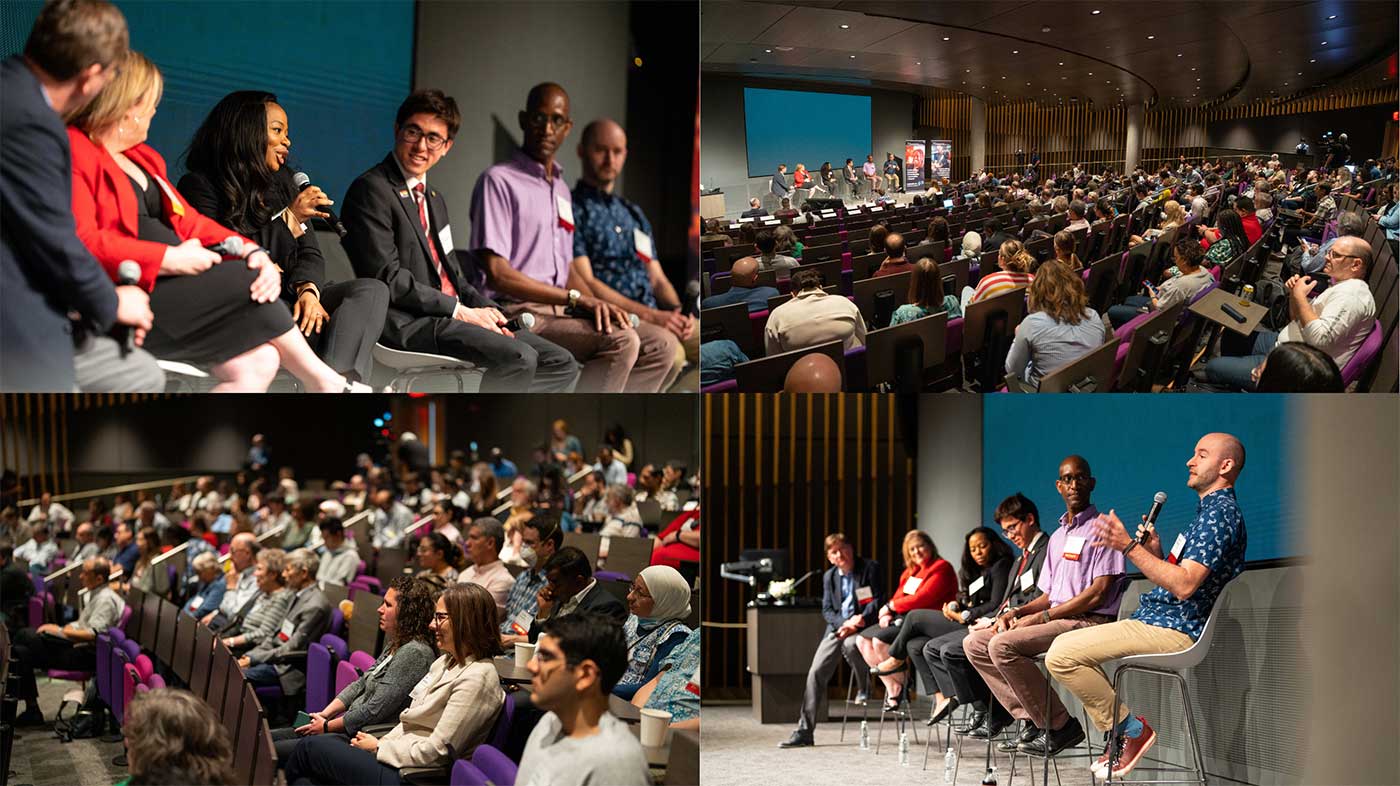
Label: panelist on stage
xmin=779 ymin=532 xmax=884 ymax=748
xmin=1047 ymin=433 xmax=1247 ymax=779
xmin=769 ymin=163 xmax=791 ymax=210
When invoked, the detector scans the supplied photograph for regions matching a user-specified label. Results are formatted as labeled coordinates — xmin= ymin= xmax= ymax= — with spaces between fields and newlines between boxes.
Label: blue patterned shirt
xmin=642 ymin=628 xmax=700 ymax=722
xmin=572 ymin=181 xmax=656 ymax=308
xmin=500 ymin=567 xmax=548 ymax=635
xmin=1131 ymin=487 xmax=1246 ymax=640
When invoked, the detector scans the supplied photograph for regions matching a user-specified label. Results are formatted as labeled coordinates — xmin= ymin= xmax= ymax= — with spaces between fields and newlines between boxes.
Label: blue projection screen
xmin=1 ymin=0 xmax=413 ymax=205
xmin=981 ymin=396 xmax=1297 ymax=564
xmin=744 ymin=88 xmax=871 ymax=178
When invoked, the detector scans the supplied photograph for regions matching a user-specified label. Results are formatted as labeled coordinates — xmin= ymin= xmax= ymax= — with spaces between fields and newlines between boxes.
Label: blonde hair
xmin=998 ymin=240 xmax=1034 ymax=273
xmin=70 ymin=49 xmax=162 ymax=136
xmin=1028 ymin=259 xmax=1091 ymax=324
xmin=1161 ymin=200 xmax=1186 ymax=228
xmin=901 ymin=530 xmax=937 ymax=571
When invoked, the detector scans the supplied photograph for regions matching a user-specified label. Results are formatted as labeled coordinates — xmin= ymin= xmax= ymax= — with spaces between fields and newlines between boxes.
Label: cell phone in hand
xmin=294 ymin=711 xmax=313 ymax=728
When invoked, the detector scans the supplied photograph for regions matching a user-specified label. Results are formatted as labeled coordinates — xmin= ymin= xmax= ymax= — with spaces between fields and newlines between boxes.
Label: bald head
xmin=731 ymin=256 xmax=759 ymax=287
xmin=525 ymin=82 xmax=569 ymax=112
xmin=1187 ymin=432 xmax=1245 ymax=495
xmin=520 ymin=82 xmax=572 ymax=165
xmin=578 ymin=118 xmax=627 ymax=191
xmin=783 ymin=353 xmax=843 ymax=392
xmin=1328 ymin=235 xmax=1371 ymax=281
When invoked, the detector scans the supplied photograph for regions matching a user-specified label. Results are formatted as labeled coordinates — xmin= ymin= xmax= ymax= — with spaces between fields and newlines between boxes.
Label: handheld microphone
xmin=1136 ymin=491 xmax=1167 ymax=542
xmin=293 ymin=172 xmax=347 ymax=238
xmin=501 ymin=312 xmax=535 ymax=333
xmin=681 ymin=280 xmax=701 ymax=317
xmin=115 ymin=260 xmax=141 ymax=356
xmin=205 ymin=236 xmax=245 ymax=258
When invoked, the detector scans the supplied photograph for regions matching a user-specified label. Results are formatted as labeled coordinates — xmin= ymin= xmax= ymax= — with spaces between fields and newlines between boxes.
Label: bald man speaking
xmin=1045 ymin=433 xmax=1248 ymax=780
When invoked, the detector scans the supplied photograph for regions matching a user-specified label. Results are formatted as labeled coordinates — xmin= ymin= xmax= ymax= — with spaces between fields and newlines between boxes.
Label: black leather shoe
xmin=998 ymin=722 xmax=1040 ymax=751
xmin=953 ymin=709 xmax=987 ymax=735
xmin=966 ymin=715 xmax=1010 ymax=739
xmin=926 ymin=696 xmax=959 ymax=726
xmin=1018 ymin=718 xmax=1085 ymax=757
xmin=14 ymin=707 xmax=45 ymax=727
xmin=778 ymin=730 xmax=814 ymax=748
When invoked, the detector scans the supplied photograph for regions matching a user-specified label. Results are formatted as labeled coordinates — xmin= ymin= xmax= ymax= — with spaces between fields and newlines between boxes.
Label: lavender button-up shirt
xmin=1037 ymin=504 xmax=1126 ymax=617
xmin=468 ymin=148 xmax=575 ymax=301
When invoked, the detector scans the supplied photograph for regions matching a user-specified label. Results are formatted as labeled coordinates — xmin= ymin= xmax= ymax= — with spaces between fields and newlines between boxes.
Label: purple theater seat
xmin=306 ymin=642 xmax=333 ymax=714
xmin=255 ymin=684 xmax=283 ymax=701
xmin=348 ymin=651 xmax=376 ymax=673
xmin=356 ymin=560 xmax=367 ymax=577
xmin=946 ymin=317 xmax=964 ymax=357
xmin=117 ymin=604 xmax=133 ymax=631
xmin=700 ymin=379 xmax=738 ymax=394
xmin=95 ymin=632 xmax=113 ymax=704
xmin=1340 ymin=320 xmax=1383 ymax=387
xmin=30 ymin=573 xmax=45 ymax=593
xmin=626 ymin=472 xmax=637 ymax=487
xmin=594 ymin=570 xmax=630 ymax=583
xmin=330 ymin=607 xmax=346 ymax=639
xmin=321 ymin=634 xmax=349 ymax=661
xmin=110 ymin=650 xmax=129 ymax=723
xmin=472 ymin=745 xmax=517 ymax=786
xmin=334 ymin=660 xmax=359 ymax=695
xmin=133 ymin=654 xmax=154 ymax=684
xmin=122 ymin=639 xmax=140 ymax=661
xmin=488 ymin=693 xmax=515 ymax=752
xmin=450 ymin=760 xmax=489 ymax=786
xmin=146 ymin=674 xmax=165 ymax=690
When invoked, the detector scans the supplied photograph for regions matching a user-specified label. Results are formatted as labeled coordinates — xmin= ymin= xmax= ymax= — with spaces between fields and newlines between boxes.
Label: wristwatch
xmin=567 ymin=288 xmax=581 ymax=308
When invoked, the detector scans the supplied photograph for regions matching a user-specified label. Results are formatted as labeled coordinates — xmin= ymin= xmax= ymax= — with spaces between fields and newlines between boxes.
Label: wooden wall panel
xmin=702 ymin=394 xmax=917 ymax=700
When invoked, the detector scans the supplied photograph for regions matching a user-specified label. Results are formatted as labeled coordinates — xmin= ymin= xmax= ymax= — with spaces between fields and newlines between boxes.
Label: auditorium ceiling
xmin=702 ymin=0 xmax=1399 ymax=107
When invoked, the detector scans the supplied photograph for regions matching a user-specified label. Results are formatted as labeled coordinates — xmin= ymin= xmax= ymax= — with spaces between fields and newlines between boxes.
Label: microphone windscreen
xmin=1153 ymin=491 xmax=1167 ymax=505
xmin=223 ymin=236 xmax=245 ymax=257
xmin=518 ymin=312 xmax=535 ymax=332
xmin=116 ymin=260 xmax=142 ymax=286
xmin=293 ymin=172 xmax=311 ymax=190
xmin=629 ymin=313 xmax=640 ymax=328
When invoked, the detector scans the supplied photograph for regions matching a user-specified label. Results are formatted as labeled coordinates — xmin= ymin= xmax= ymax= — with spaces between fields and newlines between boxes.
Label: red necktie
xmin=414 ymin=183 xmax=455 ymax=299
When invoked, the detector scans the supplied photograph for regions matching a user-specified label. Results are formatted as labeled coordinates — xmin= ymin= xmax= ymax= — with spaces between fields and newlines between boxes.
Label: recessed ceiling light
xmin=1327 ymin=14 xmax=1337 ymax=19
xmin=849 ymin=55 xmax=856 ymax=59
xmin=1061 ymin=76 xmax=1067 ymax=80
xmin=1088 ymin=71 xmax=1093 ymax=75
xmin=1196 ymin=77 xmax=1201 ymax=81
xmin=1146 ymin=35 xmax=1155 ymax=40
xmin=1091 ymin=8 xmax=1101 ymax=14
xmin=1041 ymin=25 xmax=1052 ymax=33
xmin=942 ymin=36 xmax=950 ymax=41
xmin=1320 ymin=41 xmax=1327 ymax=45
xmin=1026 ymin=82 xmax=1031 ymax=86
xmin=1002 ymin=76 xmax=1007 ymax=79
xmin=1012 ymin=50 xmax=1019 ymax=54
xmin=1190 ymin=67 xmax=1196 ymax=71
xmin=916 ymin=61 xmax=921 ymax=65
xmin=1310 ymin=58 xmax=1316 ymax=63
xmin=765 ymin=49 xmax=772 ymax=53
xmin=1059 ymin=61 xmax=1064 ymax=66
xmin=1297 ymin=72 xmax=1303 ymax=75
xmin=965 ymin=68 xmax=971 ymax=73
xmin=1106 ymin=80 xmax=1111 ymax=84
xmin=1177 ymin=53 xmax=1183 ymax=57
xmin=839 ymin=23 xmax=849 ymax=29
xmin=1284 ymin=82 xmax=1289 ymax=86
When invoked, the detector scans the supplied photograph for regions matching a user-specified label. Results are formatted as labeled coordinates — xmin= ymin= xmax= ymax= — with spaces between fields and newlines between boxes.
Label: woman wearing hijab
xmin=613 ymin=565 xmax=693 ymax=701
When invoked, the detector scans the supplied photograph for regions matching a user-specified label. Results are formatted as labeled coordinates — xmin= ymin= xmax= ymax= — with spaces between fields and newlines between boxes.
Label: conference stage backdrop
xmin=930 ymin=140 xmax=953 ymax=181
xmin=982 ymin=395 xmax=1297 ymax=563
xmin=1 ymin=0 xmax=413 ymax=206
xmin=904 ymin=140 xmax=926 ymax=191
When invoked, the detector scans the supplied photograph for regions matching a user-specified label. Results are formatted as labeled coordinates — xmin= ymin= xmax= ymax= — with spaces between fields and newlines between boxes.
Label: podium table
xmin=700 ymin=191 xmax=726 ymax=220
xmin=746 ymin=603 xmax=828 ymax=724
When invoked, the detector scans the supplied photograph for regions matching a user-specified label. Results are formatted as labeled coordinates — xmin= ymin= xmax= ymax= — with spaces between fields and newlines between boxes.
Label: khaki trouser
xmin=1045 ymin=619 xmax=1194 ymax=731
xmin=504 ymin=303 xmax=674 ymax=393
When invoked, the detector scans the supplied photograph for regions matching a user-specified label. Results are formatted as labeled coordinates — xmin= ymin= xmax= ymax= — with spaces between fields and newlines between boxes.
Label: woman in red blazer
xmin=67 ymin=52 xmax=363 ymax=392
xmin=855 ymin=529 xmax=957 ymax=709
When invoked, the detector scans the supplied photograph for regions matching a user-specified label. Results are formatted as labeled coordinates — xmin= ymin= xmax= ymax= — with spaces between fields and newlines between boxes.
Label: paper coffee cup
xmin=514 ymin=641 xmax=535 ymax=668
xmin=639 ymin=708 xmax=671 ymax=747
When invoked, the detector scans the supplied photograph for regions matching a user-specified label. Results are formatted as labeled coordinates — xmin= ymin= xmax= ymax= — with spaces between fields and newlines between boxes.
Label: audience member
xmin=1253 ymin=341 xmax=1345 ymax=392
xmin=272 ymin=576 xmax=436 ymax=760
xmin=284 ymin=583 xmax=504 ymax=784
xmin=501 ymin=517 xmax=561 ymax=645
xmin=1051 ymin=230 xmax=1082 ymax=271
xmin=527 ymin=546 xmax=628 ymax=641
xmin=14 ymin=522 xmax=59 ymax=572
xmin=968 ymin=240 xmax=1035 ymax=305
xmin=220 ymin=547 xmax=291 ymax=650
xmin=701 ymin=256 xmax=779 ymax=313
xmin=371 ymin=490 xmax=415 ymax=550
xmin=873 ymin=232 xmax=912 ymax=277
xmin=632 ymin=627 xmax=700 ymax=729
xmin=240 ymin=547 xmax=331 ymax=691
xmin=123 ymin=689 xmax=235 ymax=786
xmin=1006 ymin=260 xmax=1108 ymax=386
xmin=184 ymin=551 xmax=227 ymax=618
xmin=599 ymin=484 xmax=643 ymax=538
xmin=0 ymin=542 xmax=35 ymax=625
xmin=782 ymin=353 xmax=843 ymax=392
xmin=740 ymin=198 xmax=765 ymax=219
xmin=26 ymin=492 xmax=75 ymax=531
xmin=415 ymin=531 xmax=464 ymax=593
xmin=764 ymin=268 xmax=866 ymax=354
xmin=614 ymin=565 xmax=693 ymax=700
xmin=892 ymin=258 xmax=961 ymax=325
xmin=111 ymin=519 xmax=139 ymax=576
xmin=754 ymin=229 xmax=798 ymax=275
xmin=650 ymin=509 xmax=700 ymax=569
xmin=315 ymin=518 xmax=359 ymax=586
xmin=459 ymin=517 xmax=514 ymax=619
xmin=517 ymin=614 xmax=651 ymax=786
xmin=1108 ymin=239 xmax=1212 ymax=327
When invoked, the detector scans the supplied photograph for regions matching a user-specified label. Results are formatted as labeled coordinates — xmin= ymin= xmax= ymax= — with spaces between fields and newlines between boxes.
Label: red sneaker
xmin=1110 ymin=718 xmax=1157 ymax=778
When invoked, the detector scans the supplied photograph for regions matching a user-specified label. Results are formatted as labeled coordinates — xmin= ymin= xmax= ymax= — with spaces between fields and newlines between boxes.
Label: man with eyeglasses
xmin=202 ymin=532 xmax=260 ymax=628
xmin=1203 ymin=235 xmax=1376 ymax=389
xmin=468 ymin=83 xmax=673 ymax=393
xmin=341 ymin=89 xmax=580 ymax=393
xmin=501 ymin=517 xmax=562 ymax=647
xmin=963 ymin=456 xmax=1126 ymax=758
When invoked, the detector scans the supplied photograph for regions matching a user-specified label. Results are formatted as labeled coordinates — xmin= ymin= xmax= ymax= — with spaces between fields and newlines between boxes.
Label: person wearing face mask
xmin=501 ymin=518 xmax=560 ymax=647
xmin=67 ymin=52 xmax=365 ymax=392
xmin=612 ymin=564 xmax=693 ymax=701
xmin=469 ymin=83 xmax=671 ymax=393
xmin=180 ymin=91 xmax=390 ymax=384
xmin=272 ymin=576 xmax=436 ymax=762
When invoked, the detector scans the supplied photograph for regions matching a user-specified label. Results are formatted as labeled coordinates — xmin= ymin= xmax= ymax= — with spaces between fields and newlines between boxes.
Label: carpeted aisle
xmin=8 ymin=678 xmax=129 ymax=786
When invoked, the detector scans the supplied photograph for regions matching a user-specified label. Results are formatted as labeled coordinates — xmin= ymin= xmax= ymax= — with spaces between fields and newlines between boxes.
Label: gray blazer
xmin=247 ymin=585 xmax=332 ymax=694
xmin=770 ymin=169 xmax=791 ymax=198
xmin=336 ymin=639 xmax=435 ymax=735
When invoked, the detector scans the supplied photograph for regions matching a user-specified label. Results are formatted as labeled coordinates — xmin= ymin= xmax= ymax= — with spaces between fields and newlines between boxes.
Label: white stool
xmin=371 ymin=343 xmax=483 ymax=392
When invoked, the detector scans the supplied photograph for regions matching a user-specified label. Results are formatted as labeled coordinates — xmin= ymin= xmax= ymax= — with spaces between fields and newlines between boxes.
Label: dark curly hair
xmin=959 ymin=526 xmax=1013 ymax=589
xmin=387 ymin=575 xmax=436 ymax=655
xmin=183 ymin=90 xmax=296 ymax=236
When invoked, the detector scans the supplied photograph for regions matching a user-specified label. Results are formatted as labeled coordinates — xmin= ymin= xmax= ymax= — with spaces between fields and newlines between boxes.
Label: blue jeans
xmin=1107 ymin=295 xmax=1153 ymax=328
xmin=1202 ymin=329 xmax=1278 ymax=389
xmin=244 ymin=662 xmax=279 ymax=686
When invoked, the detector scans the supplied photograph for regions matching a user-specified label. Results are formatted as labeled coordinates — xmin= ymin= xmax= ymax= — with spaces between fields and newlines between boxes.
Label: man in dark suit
xmin=739 ymin=198 xmax=766 ymax=219
xmin=240 ymin=547 xmax=331 ymax=695
xmin=769 ymin=164 xmax=791 ymax=211
xmin=780 ymin=532 xmax=885 ymax=748
xmin=527 ymin=546 xmax=628 ymax=642
xmin=341 ymin=90 xmax=579 ymax=392
xmin=1 ymin=0 xmax=162 ymax=393
xmin=934 ymin=493 xmax=1051 ymax=746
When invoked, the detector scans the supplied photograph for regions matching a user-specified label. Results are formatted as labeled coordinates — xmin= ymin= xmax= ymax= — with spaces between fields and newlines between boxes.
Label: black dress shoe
xmin=998 ymin=722 xmax=1040 ymax=751
xmin=953 ymin=709 xmax=987 ymax=735
xmin=966 ymin=715 xmax=1010 ymax=739
xmin=1018 ymin=718 xmax=1085 ymax=757
xmin=14 ymin=707 xmax=45 ymax=726
xmin=779 ymin=730 xmax=814 ymax=748
xmin=926 ymin=697 xmax=959 ymax=726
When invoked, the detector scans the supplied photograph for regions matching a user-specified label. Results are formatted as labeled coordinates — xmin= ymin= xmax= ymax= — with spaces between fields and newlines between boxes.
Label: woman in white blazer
xmin=284 ymin=583 xmax=505 ymax=784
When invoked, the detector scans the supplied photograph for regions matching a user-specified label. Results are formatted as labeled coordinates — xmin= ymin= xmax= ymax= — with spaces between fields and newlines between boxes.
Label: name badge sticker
xmin=1020 ymin=570 xmax=1036 ymax=592
xmin=1167 ymin=534 xmax=1188 ymax=565
xmin=633 ymin=228 xmax=655 ymax=263
xmin=1063 ymin=535 xmax=1087 ymax=561
xmin=277 ymin=618 xmax=295 ymax=642
xmin=510 ymin=610 xmax=534 ymax=636
xmin=556 ymin=195 xmax=575 ymax=231
xmin=187 ymin=595 xmax=205 ymax=612
xmin=968 ymin=576 xmax=985 ymax=595
xmin=438 ymin=225 xmax=455 ymax=256
xmin=408 ymin=673 xmax=432 ymax=703
xmin=903 ymin=576 xmax=923 ymax=594
xmin=855 ymin=586 xmax=873 ymax=605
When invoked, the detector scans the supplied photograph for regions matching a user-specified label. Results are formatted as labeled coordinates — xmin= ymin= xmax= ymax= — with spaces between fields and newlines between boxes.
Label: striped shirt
xmin=970 ymin=271 xmax=1033 ymax=304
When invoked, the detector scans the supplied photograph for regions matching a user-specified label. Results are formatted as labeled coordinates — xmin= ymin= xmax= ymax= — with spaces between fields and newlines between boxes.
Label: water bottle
xmin=859 ymin=719 xmax=870 ymax=750
xmin=981 ymin=765 xmax=999 ymax=785
xmin=898 ymin=731 xmax=910 ymax=767
xmin=943 ymin=746 xmax=957 ymax=783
